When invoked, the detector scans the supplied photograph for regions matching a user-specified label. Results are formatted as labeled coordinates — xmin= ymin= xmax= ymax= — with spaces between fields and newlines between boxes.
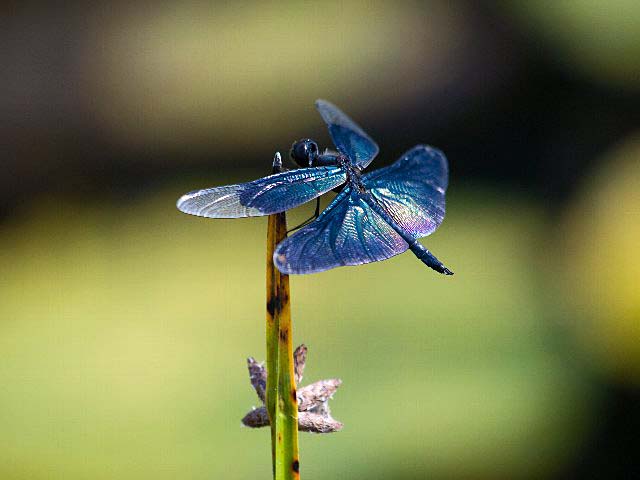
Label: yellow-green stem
xmin=266 ymin=207 xmax=300 ymax=480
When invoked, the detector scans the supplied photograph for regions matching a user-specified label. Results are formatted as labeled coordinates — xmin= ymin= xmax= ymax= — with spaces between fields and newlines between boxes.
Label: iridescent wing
xmin=177 ymin=166 xmax=346 ymax=218
xmin=274 ymin=188 xmax=408 ymax=274
xmin=315 ymin=99 xmax=379 ymax=169
xmin=363 ymin=145 xmax=448 ymax=238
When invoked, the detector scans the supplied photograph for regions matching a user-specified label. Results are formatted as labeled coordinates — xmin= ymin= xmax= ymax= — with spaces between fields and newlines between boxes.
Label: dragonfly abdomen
xmin=364 ymin=195 xmax=453 ymax=275
xmin=408 ymin=241 xmax=453 ymax=275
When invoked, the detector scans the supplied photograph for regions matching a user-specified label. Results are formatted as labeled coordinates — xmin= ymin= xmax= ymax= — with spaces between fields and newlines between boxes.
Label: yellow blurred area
xmin=0 ymin=182 xmax=595 ymax=479
xmin=559 ymin=134 xmax=640 ymax=383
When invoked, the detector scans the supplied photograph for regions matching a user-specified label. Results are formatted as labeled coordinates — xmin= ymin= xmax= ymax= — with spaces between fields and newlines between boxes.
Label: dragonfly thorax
xmin=339 ymin=156 xmax=366 ymax=193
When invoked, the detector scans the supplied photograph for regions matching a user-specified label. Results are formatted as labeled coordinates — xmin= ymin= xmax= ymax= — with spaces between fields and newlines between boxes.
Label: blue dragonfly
xmin=177 ymin=100 xmax=453 ymax=275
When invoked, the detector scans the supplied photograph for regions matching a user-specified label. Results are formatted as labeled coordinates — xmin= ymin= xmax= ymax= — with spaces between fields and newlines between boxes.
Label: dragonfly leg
xmin=287 ymin=198 xmax=320 ymax=233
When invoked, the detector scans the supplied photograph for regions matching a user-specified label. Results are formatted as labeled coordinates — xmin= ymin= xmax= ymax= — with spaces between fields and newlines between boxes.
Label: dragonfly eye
xmin=290 ymin=139 xmax=319 ymax=167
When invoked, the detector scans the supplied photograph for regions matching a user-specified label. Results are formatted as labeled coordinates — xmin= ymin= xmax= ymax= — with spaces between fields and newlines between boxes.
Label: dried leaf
xmin=297 ymin=379 xmax=341 ymax=412
xmin=247 ymin=357 xmax=267 ymax=403
xmin=293 ymin=344 xmax=307 ymax=384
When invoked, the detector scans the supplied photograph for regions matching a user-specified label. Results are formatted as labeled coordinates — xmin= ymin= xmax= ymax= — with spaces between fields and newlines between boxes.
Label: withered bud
xmin=243 ymin=344 xmax=342 ymax=434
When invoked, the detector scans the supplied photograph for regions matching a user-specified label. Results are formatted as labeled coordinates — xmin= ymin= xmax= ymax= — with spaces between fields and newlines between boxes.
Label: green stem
xmin=266 ymin=158 xmax=300 ymax=480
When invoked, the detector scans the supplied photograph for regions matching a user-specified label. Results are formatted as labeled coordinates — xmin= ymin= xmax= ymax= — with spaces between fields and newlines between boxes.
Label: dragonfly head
xmin=290 ymin=139 xmax=319 ymax=167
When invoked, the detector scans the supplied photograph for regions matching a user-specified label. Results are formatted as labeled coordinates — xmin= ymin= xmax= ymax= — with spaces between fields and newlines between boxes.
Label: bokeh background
xmin=2 ymin=2 xmax=639 ymax=479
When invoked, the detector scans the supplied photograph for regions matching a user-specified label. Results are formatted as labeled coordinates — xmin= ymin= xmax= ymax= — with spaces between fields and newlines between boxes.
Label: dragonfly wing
xmin=363 ymin=145 xmax=448 ymax=238
xmin=177 ymin=166 xmax=346 ymax=218
xmin=315 ymin=99 xmax=379 ymax=169
xmin=274 ymin=188 xmax=408 ymax=274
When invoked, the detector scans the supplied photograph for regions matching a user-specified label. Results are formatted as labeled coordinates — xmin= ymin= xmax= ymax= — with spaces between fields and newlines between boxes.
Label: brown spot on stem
xmin=278 ymin=287 xmax=289 ymax=305
xmin=279 ymin=329 xmax=288 ymax=342
xmin=292 ymin=460 xmax=299 ymax=473
xmin=266 ymin=297 xmax=277 ymax=316
xmin=291 ymin=388 xmax=297 ymax=402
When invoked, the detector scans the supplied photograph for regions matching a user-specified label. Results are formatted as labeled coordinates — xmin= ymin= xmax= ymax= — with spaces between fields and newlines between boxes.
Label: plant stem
xmin=266 ymin=154 xmax=300 ymax=480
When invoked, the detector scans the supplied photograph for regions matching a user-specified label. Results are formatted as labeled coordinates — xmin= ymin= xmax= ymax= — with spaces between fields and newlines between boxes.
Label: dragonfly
xmin=177 ymin=100 xmax=453 ymax=275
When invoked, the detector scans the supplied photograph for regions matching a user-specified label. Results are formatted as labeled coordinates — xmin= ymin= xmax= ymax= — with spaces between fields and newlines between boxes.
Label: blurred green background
xmin=2 ymin=2 xmax=639 ymax=479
